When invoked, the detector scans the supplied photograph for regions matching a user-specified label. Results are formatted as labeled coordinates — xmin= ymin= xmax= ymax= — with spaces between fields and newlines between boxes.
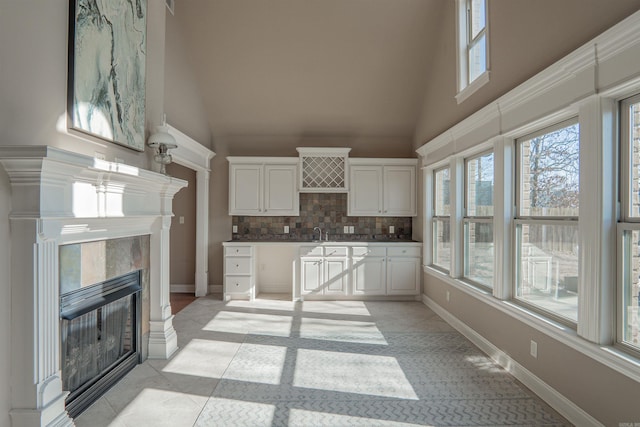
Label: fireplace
xmin=0 ymin=146 xmax=188 ymax=427
xmin=60 ymin=271 xmax=142 ymax=418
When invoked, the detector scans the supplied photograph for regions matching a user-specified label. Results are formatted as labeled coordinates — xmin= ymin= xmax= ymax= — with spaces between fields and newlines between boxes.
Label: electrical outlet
xmin=94 ymin=151 xmax=106 ymax=160
xmin=344 ymin=225 xmax=349 ymax=233
xmin=349 ymin=226 xmax=354 ymax=234
xmin=179 ymin=216 xmax=185 ymax=224
xmin=389 ymin=225 xmax=395 ymax=234
xmin=530 ymin=340 xmax=538 ymax=358
xmin=446 ymin=291 xmax=450 ymax=302
xmin=284 ymin=225 xmax=289 ymax=233
xmin=232 ymin=225 xmax=238 ymax=233
xmin=260 ymin=264 xmax=266 ymax=271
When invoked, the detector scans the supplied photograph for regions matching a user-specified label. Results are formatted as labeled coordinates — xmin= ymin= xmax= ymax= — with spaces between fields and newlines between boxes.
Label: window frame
xmin=456 ymin=0 xmax=490 ymax=104
xmin=431 ymin=165 xmax=452 ymax=273
xmin=513 ymin=118 xmax=581 ymax=326
xmin=463 ymin=149 xmax=494 ymax=289
xmin=617 ymin=93 xmax=640 ymax=357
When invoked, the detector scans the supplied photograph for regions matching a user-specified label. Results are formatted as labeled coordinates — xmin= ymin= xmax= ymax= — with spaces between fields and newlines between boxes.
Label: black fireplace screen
xmin=60 ymin=270 xmax=141 ymax=418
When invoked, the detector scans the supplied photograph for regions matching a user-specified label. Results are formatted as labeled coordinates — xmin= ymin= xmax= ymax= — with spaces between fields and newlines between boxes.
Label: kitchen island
xmin=222 ymin=240 xmax=422 ymax=301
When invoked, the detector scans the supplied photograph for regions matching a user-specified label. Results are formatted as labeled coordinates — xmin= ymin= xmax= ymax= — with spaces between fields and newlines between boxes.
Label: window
xmin=619 ymin=94 xmax=640 ymax=353
xmin=432 ymin=167 xmax=451 ymax=272
xmin=456 ymin=0 xmax=489 ymax=103
xmin=515 ymin=120 xmax=580 ymax=323
xmin=464 ymin=151 xmax=494 ymax=288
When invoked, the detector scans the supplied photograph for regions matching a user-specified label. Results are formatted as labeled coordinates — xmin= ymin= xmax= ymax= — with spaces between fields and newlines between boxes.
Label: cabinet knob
xmin=402 ymin=250 xmax=406 ymax=253
xmin=236 ymin=249 xmax=239 ymax=253
xmin=235 ymin=283 xmax=239 ymax=287
xmin=236 ymin=264 xmax=239 ymax=268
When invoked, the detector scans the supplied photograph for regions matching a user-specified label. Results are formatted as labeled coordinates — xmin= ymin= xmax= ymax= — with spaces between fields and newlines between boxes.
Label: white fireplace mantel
xmin=0 ymin=146 xmax=187 ymax=427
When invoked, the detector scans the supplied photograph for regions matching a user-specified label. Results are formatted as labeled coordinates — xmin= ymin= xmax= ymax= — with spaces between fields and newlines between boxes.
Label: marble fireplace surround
xmin=0 ymin=146 xmax=187 ymax=427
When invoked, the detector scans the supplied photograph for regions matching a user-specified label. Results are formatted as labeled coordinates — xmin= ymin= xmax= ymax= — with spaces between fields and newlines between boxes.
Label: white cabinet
xmin=300 ymin=246 xmax=349 ymax=297
xmin=348 ymin=159 xmax=417 ymax=217
xmin=386 ymin=246 xmax=421 ymax=295
xmin=223 ymin=245 xmax=255 ymax=300
xmin=228 ymin=157 xmax=299 ymax=216
xmin=352 ymin=247 xmax=386 ymax=295
xmin=352 ymin=245 xmax=420 ymax=296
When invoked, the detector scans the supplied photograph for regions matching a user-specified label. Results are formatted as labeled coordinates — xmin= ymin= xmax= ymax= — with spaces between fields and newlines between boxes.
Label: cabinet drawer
xmin=387 ymin=246 xmax=421 ymax=257
xmin=324 ymin=246 xmax=348 ymax=257
xmin=352 ymin=246 xmax=386 ymax=257
xmin=300 ymin=246 xmax=323 ymax=257
xmin=225 ymin=246 xmax=252 ymax=256
xmin=225 ymin=257 xmax=252 ymax=274
xmin=225 ymin=276 xmax=251 ymax=293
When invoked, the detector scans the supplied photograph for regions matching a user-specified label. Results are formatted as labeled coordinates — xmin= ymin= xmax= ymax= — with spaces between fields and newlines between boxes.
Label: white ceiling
xmin=174 ymin=0 xmax=444 ymax=142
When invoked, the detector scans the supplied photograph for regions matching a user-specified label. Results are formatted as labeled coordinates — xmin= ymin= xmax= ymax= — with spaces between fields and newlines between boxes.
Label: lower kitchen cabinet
xmin=352 ymin=247 xmax=386 ymax=295
xmin=352 ymin=246 xmax=420 ymax=296
xmin=300 ymin=246 xmax=349 ymax=297
xmin=224 ymin=242 xmax=421 ymax=301
xmin=223 ymin=245 xmax=254 ymax=300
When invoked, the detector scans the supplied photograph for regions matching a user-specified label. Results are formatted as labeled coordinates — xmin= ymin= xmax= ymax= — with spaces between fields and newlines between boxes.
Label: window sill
xmin=456 ymin=71 xmax=490 ymax=104
xmin=423 ymin=265 xmax=640 ymax=384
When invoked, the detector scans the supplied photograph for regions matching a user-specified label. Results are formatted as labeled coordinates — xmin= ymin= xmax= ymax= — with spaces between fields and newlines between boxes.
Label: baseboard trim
xmin=422 ymin=294 xmax=602 ymax=427
xmin=170 ymin=284 xmax=194 ymax=293
xmin=170 ymin=284 xmax=223 ymax=294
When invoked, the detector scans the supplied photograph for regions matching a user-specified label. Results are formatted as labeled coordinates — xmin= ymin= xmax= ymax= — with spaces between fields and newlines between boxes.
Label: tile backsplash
xmin=232 ymin=193 xmax=413 ymax=241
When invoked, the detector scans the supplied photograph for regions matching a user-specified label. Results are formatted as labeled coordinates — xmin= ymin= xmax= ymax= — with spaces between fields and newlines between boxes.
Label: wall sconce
xmin=147 ymin=116 xmax=178 ymax=175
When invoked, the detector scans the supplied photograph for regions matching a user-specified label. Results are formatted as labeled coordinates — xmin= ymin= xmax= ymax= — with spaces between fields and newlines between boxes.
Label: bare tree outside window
xmin=516 ymin=122 xmax=580 ymax=322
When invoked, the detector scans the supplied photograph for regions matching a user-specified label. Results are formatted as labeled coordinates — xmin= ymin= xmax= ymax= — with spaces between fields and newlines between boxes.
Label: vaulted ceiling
xmin=174 ymin=0 xmax=444 ymax=143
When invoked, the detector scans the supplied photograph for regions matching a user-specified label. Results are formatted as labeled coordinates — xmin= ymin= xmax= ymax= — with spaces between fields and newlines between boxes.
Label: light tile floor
xmin=75 ymin=296 xmax=571 ymax=427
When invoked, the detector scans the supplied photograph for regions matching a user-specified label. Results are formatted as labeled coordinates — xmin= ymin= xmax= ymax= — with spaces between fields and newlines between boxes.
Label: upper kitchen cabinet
xmin=348 ymin=159 xmax=417 ymax=217
xmin=228 ymin=157 xmax=299 ymax=216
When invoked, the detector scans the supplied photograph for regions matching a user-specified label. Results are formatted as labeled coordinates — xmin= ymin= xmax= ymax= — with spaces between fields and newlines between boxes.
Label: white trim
xmin=227 ymin=156 xmax=298 ymax=164
xmin=170 ymin=284 xmax=195 ymax=293
xmin=295 ymin=147 xmax=352 ymax=156
xmin=167 ymin=125 xmax=215 ymax=297
xmin=348 ymin=158 xmax=418 ymax=166
xmin=423 ymin=266 xmax=640 ymax=384
xmin=455 ymin=70 xmax=490 ymax=104
xmin=167 ymin=125 xmax=214 ymax=171
xmin=422 ymin=294 xmax=603 ymax=427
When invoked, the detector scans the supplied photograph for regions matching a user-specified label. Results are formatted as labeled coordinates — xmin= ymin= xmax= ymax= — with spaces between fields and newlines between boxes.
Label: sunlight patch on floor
xmin=293 ymin=349 xmax=418 ymax=399
xmin=223 ymin=343 xmax=287 ymax=385
xmin=112 ymin=388 xmax=206 ymax=426
xmin=203 ymin=310 xmax=293 ymax=336
xmin=301 ymin=300 xmax=372 ymax=316
xmin=299 ymin=317 xmax=387 ymax=345
xmin=162 ymin=339 xmax=236 ymax=379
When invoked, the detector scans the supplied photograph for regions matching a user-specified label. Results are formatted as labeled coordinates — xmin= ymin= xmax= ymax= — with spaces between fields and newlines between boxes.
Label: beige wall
xmin=167 ymin=163 xmax=197 ymax=285
xmin=413 ymin=0 xmax=640 ymax=149
xmin=425 ymin=275 xmax=640 ymax=425
xmin=164 ymin=11 xmax=212 ymax=146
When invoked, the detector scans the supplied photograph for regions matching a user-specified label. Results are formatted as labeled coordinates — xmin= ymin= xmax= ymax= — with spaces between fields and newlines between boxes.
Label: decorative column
xmin=148 ymin=179 xmax=187 ymax=359
xmin=148 ymin=215 xmax=178 ymax=358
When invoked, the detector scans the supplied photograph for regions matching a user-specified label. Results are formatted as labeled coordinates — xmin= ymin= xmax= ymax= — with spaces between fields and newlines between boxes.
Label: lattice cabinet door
xmin=297 ymin=148 xmax=351 ymax=192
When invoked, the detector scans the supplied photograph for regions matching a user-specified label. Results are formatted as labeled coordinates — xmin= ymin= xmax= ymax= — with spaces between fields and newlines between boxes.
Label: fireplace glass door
xmin=60 ymin=271 xmax=141 ymax=417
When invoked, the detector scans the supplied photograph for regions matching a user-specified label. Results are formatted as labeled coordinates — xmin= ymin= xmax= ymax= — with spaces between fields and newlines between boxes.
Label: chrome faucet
xmin=313 ymin=226 xmax=323 ymax=241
